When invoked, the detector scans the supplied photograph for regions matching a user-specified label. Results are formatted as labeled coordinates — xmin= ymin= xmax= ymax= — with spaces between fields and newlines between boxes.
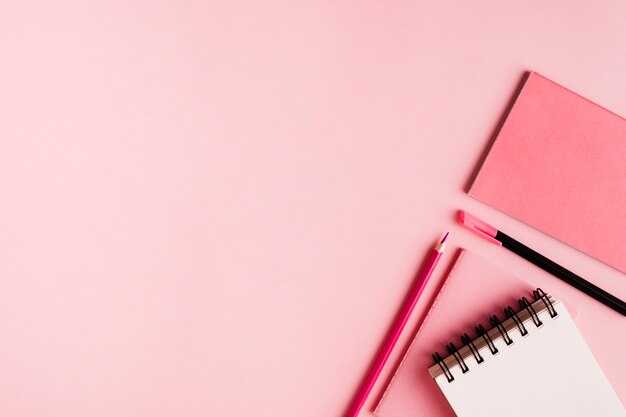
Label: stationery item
xmin=458 ymin=210 xmax=626 ymax=316
xmin=346 ymin=233 xmax=448 ymax=417
xmin=468 ymin=71 xmax=626 ymax=273
xmin=430 ymin=289 xmax=625 ymax=417
xmin=374 ymin=250 xmax=626 ymax=417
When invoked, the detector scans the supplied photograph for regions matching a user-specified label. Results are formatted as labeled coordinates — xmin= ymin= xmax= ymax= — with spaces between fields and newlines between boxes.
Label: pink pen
xmin=346 ymin=233 xmax=449 ymax=417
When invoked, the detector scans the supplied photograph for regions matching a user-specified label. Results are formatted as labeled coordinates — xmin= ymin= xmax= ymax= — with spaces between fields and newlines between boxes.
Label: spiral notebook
xmin=430 ymin=290 xmax=624 ymax=417
xmin=374 ymin=250 xmax=626 ymax=417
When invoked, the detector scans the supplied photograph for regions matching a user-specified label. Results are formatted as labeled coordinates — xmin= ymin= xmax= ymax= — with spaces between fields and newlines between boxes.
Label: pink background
xmin=1 ymin=1 xmax=625 ymax=416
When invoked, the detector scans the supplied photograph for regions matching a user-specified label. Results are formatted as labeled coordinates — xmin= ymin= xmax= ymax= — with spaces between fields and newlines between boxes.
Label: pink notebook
xmin=469 ymin=72 xmax=626 ymax=273
xmin=374 ymin=250 xmax=626 ymax=417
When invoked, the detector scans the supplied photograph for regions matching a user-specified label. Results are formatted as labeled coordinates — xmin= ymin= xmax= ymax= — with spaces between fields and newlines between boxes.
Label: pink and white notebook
xmin=469 ymin=72 xmax=626 ymax=273
xmin=428 ymin=292 xmax=623 ymax=417
xmin=374 ymin=250 xmax=625 ymax=417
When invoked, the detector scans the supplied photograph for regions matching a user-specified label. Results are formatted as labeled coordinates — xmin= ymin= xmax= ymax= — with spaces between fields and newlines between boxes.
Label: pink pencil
xmin=346 ymin=233 xmax=448 ymax=417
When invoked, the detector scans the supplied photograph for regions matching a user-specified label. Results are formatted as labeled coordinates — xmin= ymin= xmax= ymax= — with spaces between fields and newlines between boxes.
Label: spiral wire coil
xmin=431 ymin=288 xmax=558 ymax=382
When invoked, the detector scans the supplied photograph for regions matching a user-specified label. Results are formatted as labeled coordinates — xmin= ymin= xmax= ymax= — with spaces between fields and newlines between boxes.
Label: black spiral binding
xmin=489 ymin=315 xmax=513 ymax=345
xmin=475 ymin=324 xmax=498 ymax=354
xmin=533 ymin=288 xmax=558 ymax=318
xmin=504 ymin=306 xmax=528 ymax=336
xmin=433 ymin=352 xmax=454 ymax=382
xmin=519 ymin=296 xmax=543 ymax=327
xmin=446 ymin=343 xmax=469 ymax=374
xmin=432 ymin=288 xmax=557 ymax=383
xmin=461 ymin=332 xmax=484 ymax=364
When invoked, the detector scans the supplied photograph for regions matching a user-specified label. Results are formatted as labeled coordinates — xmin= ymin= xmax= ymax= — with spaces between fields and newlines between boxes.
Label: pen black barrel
xmin=504 ymin=239 xmax=625 ymax=315
xmin=495 ymin=231 xmax=626 ymax=316
xmin=525 ymin=255 xmax=617 ymax=308
xmin=502 ymin=238 xmax=625 ymax=315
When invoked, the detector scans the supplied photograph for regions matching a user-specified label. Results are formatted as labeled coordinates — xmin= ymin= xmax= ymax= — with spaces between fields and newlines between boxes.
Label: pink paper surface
xmin=3 ymin=2 xmax=626 ymax=416
xmin=469 ymin=72 xmax=626 ymax=273
xmin=375 ymin=249 xmax=626 ymax=417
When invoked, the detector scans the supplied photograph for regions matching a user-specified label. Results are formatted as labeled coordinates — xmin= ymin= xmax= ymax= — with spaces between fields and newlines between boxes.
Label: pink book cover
xmin=374 ymin=249 xmax=626 ymax=417
xmin=468 ymin=72 xmax=626 ymax=273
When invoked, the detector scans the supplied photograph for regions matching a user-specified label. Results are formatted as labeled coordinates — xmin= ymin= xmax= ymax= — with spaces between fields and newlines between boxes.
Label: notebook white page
xmin=434 ymin=301 xmax=625 ymax=417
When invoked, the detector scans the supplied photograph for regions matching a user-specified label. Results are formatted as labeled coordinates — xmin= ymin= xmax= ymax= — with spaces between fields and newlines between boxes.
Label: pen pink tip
xmin=440 ymin=232 xmax=449 ymax=243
